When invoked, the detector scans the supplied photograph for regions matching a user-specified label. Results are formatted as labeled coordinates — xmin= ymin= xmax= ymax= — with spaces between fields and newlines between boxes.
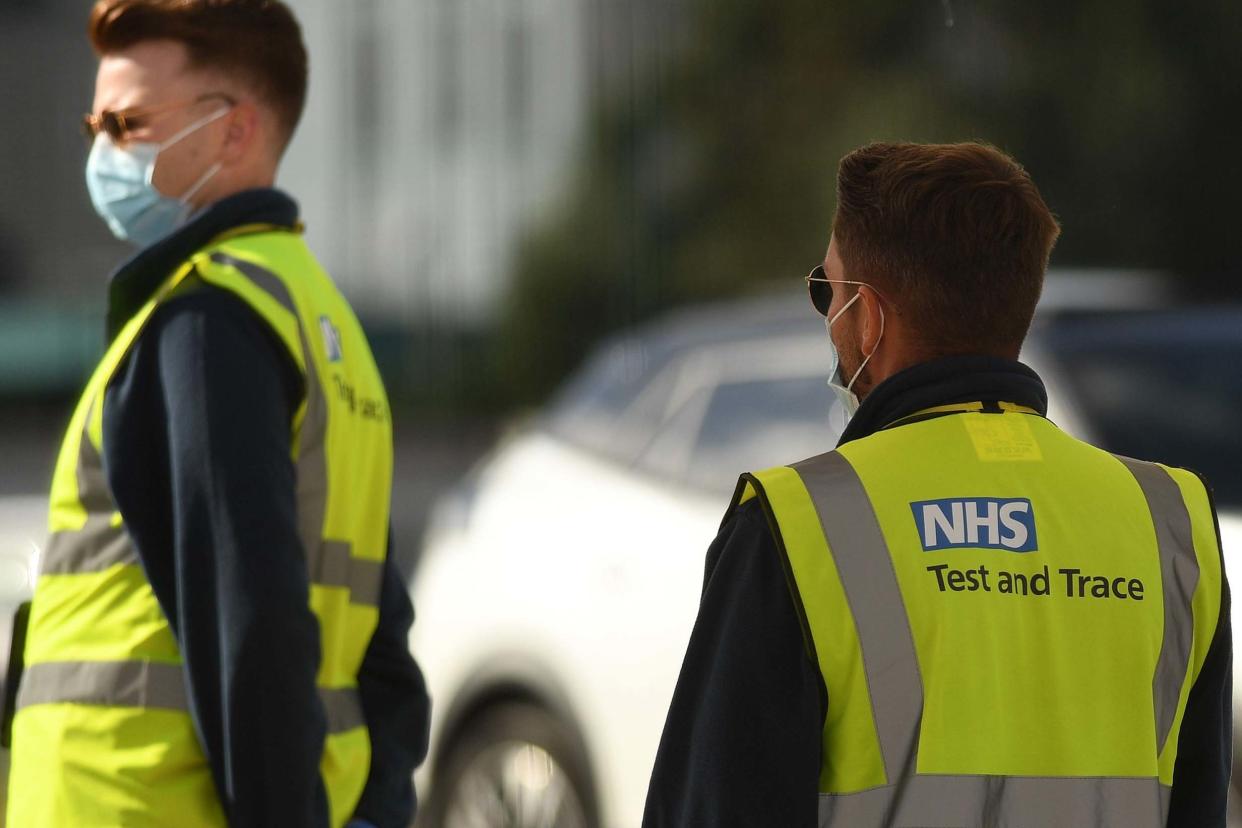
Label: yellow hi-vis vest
xmin=732 ymin=403 xmax=1223 ymax=827
xmin=7 ymin=226 xmax=393 ymax=828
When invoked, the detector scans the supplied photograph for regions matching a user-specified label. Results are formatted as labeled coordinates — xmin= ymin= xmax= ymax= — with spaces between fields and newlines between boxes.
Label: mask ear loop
xmin=146 ymin=107 xmax=233 ymax=191
xmin=178 ymin=161 xmax=223 ymax=203
xmin=846 ymin=302 xmax=884 ymax=393
xmin=826 ymin=290 xmax=861 ymax=327
xmin=157 ymin=106 xmax=232 ymax=153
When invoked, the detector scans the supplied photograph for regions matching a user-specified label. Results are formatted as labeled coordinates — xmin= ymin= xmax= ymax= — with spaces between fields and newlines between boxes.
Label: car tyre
xmin=419 ymin=701 xmax=599 ymax=828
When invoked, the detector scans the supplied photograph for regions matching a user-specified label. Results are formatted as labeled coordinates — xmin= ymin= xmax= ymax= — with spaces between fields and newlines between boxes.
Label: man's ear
xmin=857 ymin=284 xmax=886 ymax=356
xmin=219 ymin=101 xmax=260 ymax=166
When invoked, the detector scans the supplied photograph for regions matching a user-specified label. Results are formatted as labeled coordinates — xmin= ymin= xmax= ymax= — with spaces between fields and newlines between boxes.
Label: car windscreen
xmin=1042 ymin=310 xmax=1242 ymax=509
xmin=679 ymin=375 xmax=843 ymax=493
xmin=543 ymin=294 xmax=827 ymax=461
xmin=544 ymin=337 xmax=681 ymax=462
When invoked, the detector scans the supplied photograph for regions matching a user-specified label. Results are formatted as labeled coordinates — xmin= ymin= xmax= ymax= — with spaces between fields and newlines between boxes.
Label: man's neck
xmin=191 ymin=172 xmax=279 ymax=213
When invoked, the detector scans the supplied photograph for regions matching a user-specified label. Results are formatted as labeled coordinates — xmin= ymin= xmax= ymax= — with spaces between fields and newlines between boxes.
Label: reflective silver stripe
xmin=320 ymin=686 xmax=366 ymax=734
xmin=17 ymin=660 xmax=187 ymax=711
xmin=211 ymin=252 xmax=383 ymax=608
xmin=41 ymin=404 xmax=139 ymax=576
xmin=1115 ymin=456 xmax=1200 ymax=751
xmin=314 ymin=541 xmax=384 ymax=606
xmin=344 ymin=557 xmax=383 ymax=606
xmin=793 ymin=451 xmax=923 ymax=784
xmin=295 ymin=336 xmax=334 ymax=586
xmin=76 ymin=409 xmax=116 ymax=516
xmin=817 ymin=774 xmax=1168 ymax=827
xmin=208 ymin=252 xmax=298 ymax=314
xmin=17 ymin=660 xmax=365 ymax=734
xmin=40 ymin=519 xmax=138 ymax=575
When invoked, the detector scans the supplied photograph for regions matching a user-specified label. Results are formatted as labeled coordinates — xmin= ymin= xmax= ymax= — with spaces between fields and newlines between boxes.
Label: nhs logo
xmin=911 ymin=498 xmax=1038 ymax=553
xmin=320 ymin=316 xmax=343 ymax=363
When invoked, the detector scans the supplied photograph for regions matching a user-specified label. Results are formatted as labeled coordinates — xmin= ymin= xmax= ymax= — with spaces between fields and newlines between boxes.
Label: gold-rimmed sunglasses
xmin=805 ymin=265 xmax=898 ymax=317
xmin=81 ymin=92 xmax=235 ymax=144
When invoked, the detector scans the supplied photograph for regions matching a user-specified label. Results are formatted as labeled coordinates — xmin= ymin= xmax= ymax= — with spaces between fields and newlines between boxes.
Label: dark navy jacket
xmin=643 ymin=356 xmax=1232 ymax=828
xmin=99 ymin=189 xmax=429 ymax=828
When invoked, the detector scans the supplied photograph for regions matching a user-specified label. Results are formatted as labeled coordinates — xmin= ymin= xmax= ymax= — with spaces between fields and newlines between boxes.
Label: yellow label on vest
xmin=963 ymin=414 xmax=1043 ymax=462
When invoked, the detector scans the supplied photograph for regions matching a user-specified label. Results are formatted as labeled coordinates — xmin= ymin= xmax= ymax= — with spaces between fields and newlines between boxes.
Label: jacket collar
xmin=836 ymin=354 xmax=1049 ymax=447
xmin=105 ymin=188 xmax=299 ymax=341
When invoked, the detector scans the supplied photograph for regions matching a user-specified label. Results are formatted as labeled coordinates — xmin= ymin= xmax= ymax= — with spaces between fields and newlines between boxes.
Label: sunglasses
xmin=805 ymin=265 xmax=897 ymax=317
xmin=81 ymin=92 xmax=234 ymax=144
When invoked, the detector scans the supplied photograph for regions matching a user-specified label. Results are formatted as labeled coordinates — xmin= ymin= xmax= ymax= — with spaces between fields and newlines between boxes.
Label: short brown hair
xmin=89 ymin=0 xmax=308 ymax=150
xmin=832 ymin=142 xmax=1061 ymax=356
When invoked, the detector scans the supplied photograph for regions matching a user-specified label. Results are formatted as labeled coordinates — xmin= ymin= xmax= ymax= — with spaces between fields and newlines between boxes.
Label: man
xmin=643 ymin=142 xmax=1231 ymax=826
xmin=5 ymin=2 xmax=429 ymax=826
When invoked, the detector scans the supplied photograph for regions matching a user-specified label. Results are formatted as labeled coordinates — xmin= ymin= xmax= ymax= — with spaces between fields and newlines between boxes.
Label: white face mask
xmin=825 ymin=291 xmax=885 ymax=425
xmin=84 ymin=106 xmax=230 ymax=247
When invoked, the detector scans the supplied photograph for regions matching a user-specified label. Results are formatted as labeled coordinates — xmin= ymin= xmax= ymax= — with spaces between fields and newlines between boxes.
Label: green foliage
xmin=500 ymin=0 xmax=1242 ymax=404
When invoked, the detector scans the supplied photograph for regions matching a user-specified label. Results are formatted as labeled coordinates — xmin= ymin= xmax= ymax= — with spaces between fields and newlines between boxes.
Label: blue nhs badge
xmin=911 ymin=497 xmax=1038 ymax=553
xmin=320 ymin=316 xmax=343 ymax=363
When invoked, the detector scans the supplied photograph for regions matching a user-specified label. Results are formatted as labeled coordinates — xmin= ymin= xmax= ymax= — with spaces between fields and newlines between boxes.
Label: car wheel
xmin=421 ymin=702 xmax=598 ymax=828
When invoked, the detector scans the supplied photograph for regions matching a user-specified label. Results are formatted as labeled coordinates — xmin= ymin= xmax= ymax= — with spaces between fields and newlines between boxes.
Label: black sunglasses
xmin=805 ymin=265 xmax=897 ymax=317
xmin=805 ymin=266 xmax=831 ymax=316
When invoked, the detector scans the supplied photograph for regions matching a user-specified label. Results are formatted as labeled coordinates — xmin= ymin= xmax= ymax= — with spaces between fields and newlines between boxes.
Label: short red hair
xmin=833 ymin=142 xmax=1061 ymax=356
xmin=89 ymin=0 xmax=308 ymax=149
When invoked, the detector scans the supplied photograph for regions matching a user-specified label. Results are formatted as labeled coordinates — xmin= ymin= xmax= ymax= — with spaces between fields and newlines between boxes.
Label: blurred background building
xmin=288 ymin=0 xmax=591 ymax=327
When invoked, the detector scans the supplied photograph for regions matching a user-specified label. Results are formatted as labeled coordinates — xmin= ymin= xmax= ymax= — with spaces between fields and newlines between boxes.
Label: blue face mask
xmin=85 ymin=107 xmax=230 ymax=248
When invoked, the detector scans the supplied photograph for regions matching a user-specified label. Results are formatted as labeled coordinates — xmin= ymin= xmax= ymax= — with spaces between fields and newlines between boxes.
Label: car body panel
xmin=413 ymin=435 xmax=715 ymax=825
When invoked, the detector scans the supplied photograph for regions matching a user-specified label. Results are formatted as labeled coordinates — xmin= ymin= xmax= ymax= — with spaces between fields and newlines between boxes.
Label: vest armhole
xmin=156 ymin=270 xmax=309 ymax=419
xmin=1183 ymin=467 xmax=1228 ymax=640
xmin=165 ymin=268 xmax=206 ymax=300
xmin=1116 ymin=455 xmax=1225 ymax=609
xmin=736 ymin=473 xmax=824 ymax=674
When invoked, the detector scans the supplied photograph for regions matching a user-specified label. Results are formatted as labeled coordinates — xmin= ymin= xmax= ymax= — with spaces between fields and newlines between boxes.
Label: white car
xmin=0 ymin=495 xmax=47 ymax=819
xmin=0 ymin=496 xmax=45 ymax=691
xmin=410 ymin=276 xmax=1242 ymax=828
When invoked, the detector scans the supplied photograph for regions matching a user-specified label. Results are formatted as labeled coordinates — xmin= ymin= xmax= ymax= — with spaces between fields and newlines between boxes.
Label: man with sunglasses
xmin=644 ymin=142 xmax=1230 ymax=827
xmin=5 ymin=2 xmax=429 ymax=827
